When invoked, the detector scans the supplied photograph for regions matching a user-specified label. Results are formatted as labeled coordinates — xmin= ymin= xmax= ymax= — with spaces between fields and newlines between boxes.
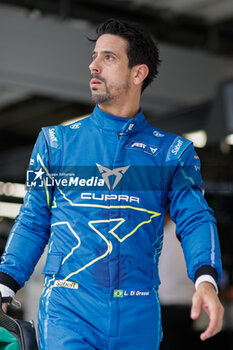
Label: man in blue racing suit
xmin=0 ymin=19 xmax=224 ymax=349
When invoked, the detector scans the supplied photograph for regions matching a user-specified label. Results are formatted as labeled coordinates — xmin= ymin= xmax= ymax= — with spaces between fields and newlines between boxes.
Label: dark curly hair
xmin=88 ymin=19 xmax=161 ymax=93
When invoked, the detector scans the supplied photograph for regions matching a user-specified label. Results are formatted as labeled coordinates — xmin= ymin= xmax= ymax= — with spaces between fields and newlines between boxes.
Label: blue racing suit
xmin=0 ymin=105 xmax=222 ymax=349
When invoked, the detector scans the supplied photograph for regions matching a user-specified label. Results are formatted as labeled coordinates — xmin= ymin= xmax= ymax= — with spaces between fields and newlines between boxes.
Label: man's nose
xmin=89 ymin=59 xmax=101 ymax=73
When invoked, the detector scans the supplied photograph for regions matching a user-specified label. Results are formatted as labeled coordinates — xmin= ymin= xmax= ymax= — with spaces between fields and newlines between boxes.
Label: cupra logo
xmin=96 ymin=164 xmax=130 ymax=190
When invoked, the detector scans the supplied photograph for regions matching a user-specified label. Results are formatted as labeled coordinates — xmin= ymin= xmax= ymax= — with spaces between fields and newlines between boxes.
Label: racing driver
xmin=0 ymin=19 xmax=224 ymax=349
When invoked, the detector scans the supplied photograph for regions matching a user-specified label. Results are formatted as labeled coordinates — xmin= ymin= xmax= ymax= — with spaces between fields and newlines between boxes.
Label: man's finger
xmin=2 ymin=302 xmax=8 ymax=313
xmin=200 ymin=310 xmax=217 ymax=340
xmin=191 ymin=293 xmax=202 ymax=320
xmin=200 ymin=303 xmax=224 ymax=340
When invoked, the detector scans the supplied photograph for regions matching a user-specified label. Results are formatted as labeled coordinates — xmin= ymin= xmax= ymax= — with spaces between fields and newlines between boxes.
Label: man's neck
xmin=98 ymin=102 xmax=140 ymax=119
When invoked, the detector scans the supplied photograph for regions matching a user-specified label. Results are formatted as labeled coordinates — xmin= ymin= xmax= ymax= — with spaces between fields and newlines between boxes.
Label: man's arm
xmin=165 ymin=139 xmax=223 ymax=338
xmin=0 ymin=129 xmax=53 ymax=296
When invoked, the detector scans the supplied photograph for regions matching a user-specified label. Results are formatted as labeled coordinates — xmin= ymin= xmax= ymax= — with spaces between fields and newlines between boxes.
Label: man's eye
xmin=105 ymin=55 xmax=114 ymax=61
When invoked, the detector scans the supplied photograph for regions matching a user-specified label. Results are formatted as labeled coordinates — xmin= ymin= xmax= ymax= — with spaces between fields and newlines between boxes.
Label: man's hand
xmin=191 ymin=282 xmax=224 ymax=341
xmin=0 ymin=285 xmax=17 ymax=313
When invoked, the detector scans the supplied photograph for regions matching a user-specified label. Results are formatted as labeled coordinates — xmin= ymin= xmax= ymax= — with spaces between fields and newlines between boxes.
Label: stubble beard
xmin=90 ymin=74 xmax=131 ymax=105
xmin=91 ymin=84 xmax=114 ymax=104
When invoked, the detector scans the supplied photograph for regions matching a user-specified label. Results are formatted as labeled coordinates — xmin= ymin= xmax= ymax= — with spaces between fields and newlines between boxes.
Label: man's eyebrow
xmin=92 ymin=50 xmax=119 ymax=58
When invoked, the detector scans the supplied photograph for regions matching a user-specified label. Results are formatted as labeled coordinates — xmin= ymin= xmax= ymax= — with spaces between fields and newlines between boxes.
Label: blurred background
xmin=0 ymin=0 xmax=233 ymax=348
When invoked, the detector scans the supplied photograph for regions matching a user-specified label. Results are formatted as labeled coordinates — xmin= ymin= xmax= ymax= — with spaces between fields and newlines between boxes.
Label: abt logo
xmin=126 ymin=140 xmax=161 ymax=157
xmin=131 ymin=142 xmax=146 ymax=149
xmin=96 ymin=164 xmax=129 ymax=190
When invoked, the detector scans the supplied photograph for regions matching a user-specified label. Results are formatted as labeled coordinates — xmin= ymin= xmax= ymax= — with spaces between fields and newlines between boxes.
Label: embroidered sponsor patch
xmin=126 ymin=140 xmax=161 ymax=157
xmin=171 ymin=139 xmax=183 ymax=155
xmin=49 ymin=128 xmax=58 ymax=143
xmin=113 ymin=289 xmax=124 ymax=298
xmin=45 ymin=127 xmax=59 ymax=148
xmin=113 ymin=289 xmax=150 ymax=297
xmin=70 ymin=123 xmax=82 ymax=129
xmin=153 ymin=130 xmax=165 ymax=137
xmin=54 ymin=280 xmax=79 ymax=289
xmin=166 ymin=137 xmax=191 ymax=161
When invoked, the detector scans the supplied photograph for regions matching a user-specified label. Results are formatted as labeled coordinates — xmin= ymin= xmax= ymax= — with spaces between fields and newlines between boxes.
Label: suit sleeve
xmin=166 ymin=140 xmax=222 ymax=284
xmin=0 ymin=130 xmax=54 ymax=290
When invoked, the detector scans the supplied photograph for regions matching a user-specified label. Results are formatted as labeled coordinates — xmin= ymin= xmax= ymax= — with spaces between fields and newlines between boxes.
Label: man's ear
xmin=133 ymin=64 xmax=149 ymax=86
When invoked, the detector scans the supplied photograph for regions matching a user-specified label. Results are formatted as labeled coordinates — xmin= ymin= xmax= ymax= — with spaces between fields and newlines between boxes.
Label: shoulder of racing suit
xmin=41 ymin=114 xmax=194 ymax=164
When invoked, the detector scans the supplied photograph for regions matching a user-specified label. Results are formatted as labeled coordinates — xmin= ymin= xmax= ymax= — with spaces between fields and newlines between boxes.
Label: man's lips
xmin=90 ymin=79 xmax=103 ymax=86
